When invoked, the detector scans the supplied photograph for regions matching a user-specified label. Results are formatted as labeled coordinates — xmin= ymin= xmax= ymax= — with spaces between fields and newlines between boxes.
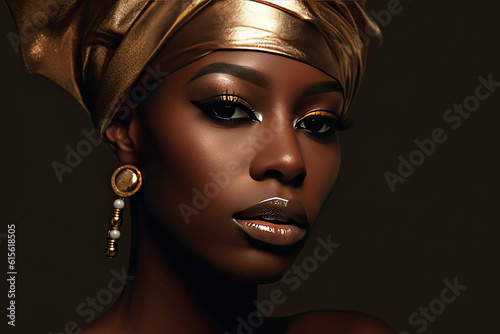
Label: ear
xmin=105 ymin=111 xmax=140 ymax=165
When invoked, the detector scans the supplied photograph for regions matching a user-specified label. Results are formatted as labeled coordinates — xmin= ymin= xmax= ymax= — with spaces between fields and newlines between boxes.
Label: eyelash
xmin=294 ymin=110 xmax=339 ymax=138
xmin=191 ymin=93 xmax=342 ymax=138
xmin=190 ymin=92 xmax=261 ymax=124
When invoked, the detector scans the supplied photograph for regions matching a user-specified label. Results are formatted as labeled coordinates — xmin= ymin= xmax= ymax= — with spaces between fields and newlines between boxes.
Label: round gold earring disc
xmin=111 ymin=165 xmax=142 ymax=197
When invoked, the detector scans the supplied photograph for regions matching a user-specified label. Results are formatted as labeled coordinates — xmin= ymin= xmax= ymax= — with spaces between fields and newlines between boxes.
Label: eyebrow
xmin=302 ymin=81 xmax=344 ymax=96
xmin=187 ymin=62 xmax=269 ymax=87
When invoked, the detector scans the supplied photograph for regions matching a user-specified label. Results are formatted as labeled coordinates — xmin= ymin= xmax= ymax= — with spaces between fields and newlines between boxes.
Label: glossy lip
xmin=232 ymin=197 xmax=309 ymax=246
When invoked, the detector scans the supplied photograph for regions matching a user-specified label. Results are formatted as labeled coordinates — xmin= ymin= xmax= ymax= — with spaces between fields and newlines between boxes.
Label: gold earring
xmin=104 ymin=164 xmax=142 ymax=259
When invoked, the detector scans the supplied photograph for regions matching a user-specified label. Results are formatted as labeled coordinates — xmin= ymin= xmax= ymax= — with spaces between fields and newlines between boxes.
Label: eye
xmin=191 ymin=93 xmax=261 ymax=123
xmin=294 ymin=110 xmax=338 ymax=138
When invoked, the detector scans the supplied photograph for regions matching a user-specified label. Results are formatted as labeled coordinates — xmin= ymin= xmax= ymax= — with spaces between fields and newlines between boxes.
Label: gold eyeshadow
xmin=294 ymin=110 xmax=337 ymax=125
xmin=293 ymin=110 xmax=339 ymax=138
xmin=191 ymin=89 xmax=343 ymax=136
xmin=190 ymin=92 xmax=262 ymax=123
xmin=213 ymin=93 xmax=253 ymax=111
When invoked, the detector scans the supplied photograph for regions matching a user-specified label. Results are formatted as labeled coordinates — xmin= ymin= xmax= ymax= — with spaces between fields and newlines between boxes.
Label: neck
xmin=110 ymin=197 xmax=259 ymax=334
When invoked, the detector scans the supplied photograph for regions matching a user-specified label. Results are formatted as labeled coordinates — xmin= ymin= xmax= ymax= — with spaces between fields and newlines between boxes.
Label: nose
xmin=249 ymin=117 xmax=306 ymax=186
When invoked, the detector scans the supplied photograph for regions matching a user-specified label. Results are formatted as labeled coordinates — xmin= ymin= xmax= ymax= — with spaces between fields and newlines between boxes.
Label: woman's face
xmin=136 ymin=51 xmax=343 ymax=282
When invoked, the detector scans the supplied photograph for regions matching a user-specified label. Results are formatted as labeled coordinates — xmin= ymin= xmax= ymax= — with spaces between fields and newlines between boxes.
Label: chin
xmin=204 ymin=240 xmax=306 ymax=284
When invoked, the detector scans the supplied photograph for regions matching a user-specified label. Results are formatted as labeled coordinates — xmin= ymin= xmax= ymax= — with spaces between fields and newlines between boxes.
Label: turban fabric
xmin=6 ymin=0 xmax=382 ymax=138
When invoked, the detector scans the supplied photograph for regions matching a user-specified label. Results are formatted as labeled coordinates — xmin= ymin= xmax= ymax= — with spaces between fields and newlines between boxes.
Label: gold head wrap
xmin=6 ymin=0 xmax=382 ymax=138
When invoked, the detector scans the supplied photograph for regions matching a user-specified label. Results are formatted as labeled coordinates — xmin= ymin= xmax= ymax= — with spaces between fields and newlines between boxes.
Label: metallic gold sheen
xmin=105 ymin=208 xmax=123 ymax=259
xmin=6 ymin=0 xmax=382 ymax=138
xmin=105 ymin=238 xmax=119 ymax=259
xmin=110 ymin=209 xmax=123 ymax=227
xmin=111 ymin=165 xmax=142 ymax=198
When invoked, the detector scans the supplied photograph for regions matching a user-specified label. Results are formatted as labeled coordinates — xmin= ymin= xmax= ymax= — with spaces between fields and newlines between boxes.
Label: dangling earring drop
xmin=105 ymin=164 xmax=142 ymax=259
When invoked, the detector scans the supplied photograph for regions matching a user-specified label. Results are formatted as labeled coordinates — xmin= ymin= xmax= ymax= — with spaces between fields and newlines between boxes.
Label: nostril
xmin=262 ymin=169 xmax=306 ymax=187
xmin=289 ymin=171 xmax=306 ymax=187
xmin=263 ymin=169 xmax=283 ymax=180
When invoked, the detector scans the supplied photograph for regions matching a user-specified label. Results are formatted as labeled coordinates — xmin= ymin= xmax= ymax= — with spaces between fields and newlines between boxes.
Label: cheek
xmin=144 ymin=105 xmax=340 ymax=227
xmin=142 ymin=102 xmax=222 ymax=216
xmin=299 ymin=136 xmax=341 ymax=223
xmin=141 ymin=99 xmax=255 ymax=223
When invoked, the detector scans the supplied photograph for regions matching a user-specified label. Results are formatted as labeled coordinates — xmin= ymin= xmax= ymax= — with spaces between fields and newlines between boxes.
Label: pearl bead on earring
xmin=104 ymin=165 xmax=142 ymax=259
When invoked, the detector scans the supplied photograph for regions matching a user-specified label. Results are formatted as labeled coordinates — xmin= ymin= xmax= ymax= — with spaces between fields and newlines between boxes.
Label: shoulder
xmin=80 ymin=313 xmax=130 ymax=334
xmin=283 ymin=311 xmax=396 ymax=334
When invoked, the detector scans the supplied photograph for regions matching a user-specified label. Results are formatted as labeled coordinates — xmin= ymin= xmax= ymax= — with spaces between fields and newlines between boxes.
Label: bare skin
xmin=82 ymin=51 xmax=395 ymax=334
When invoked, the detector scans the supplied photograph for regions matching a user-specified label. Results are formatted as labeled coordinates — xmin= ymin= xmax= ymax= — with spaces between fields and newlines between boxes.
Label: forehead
xmin=152 ymin=50 xmax=341 ymax=88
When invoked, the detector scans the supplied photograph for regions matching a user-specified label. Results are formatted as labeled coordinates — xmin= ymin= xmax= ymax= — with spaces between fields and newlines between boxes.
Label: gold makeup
xmin=294 ymin=110 xmax=339 ymax=138
xmin=6 ymin=0 xmax=381 ymax=138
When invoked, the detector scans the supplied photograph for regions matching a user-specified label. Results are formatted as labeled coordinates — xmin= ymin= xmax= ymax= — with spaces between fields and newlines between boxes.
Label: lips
xmin=232 ymin=197 xmax=309 ymax=246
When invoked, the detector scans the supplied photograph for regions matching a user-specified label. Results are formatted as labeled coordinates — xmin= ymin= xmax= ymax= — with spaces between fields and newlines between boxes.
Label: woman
xmin=6 ymin=0 xmax=394 ymax=332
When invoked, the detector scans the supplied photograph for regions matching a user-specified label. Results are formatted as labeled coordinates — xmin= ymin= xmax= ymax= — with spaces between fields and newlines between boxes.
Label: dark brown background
xmin=1 ymin=1 xmax=498 ymax=333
